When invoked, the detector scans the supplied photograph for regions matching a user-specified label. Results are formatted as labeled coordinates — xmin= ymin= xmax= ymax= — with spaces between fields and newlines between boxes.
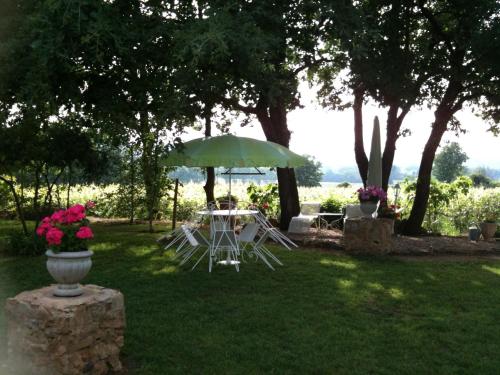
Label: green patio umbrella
xmin=163 ymin=134 xmax=307 ymax=168
xmin=163 ymin=134 xmax=307 ymax=206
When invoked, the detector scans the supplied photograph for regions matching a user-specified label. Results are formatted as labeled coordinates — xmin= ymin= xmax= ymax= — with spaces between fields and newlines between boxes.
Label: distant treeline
xmin=170 ymin=165 xmax=500 ymax=184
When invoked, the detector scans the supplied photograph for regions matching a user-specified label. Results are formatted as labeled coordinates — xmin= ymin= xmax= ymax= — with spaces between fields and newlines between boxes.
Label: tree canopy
xmin=433 ymin=142 xmax=468 ymax=182
xmin=295 ymin=155 xmax=323 ymax=187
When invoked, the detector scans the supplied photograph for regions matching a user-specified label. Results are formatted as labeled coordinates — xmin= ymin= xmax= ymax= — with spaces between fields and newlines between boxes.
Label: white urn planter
xmin=46 ymin=250 xmax=93 ymax=297
xmin=360 ymin=201 xmax=378 ymax=217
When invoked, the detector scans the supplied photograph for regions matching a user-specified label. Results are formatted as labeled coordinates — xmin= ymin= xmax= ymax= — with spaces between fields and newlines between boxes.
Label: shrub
xmin=176 ymin=199 xmax=202 ymax=222
xmin=337 ymin=182 xmax=351 ymax=188
xmin=320 ymin=196 xmax=343 ymax=213
xmin=4 ymin=230 xmax=46 ymax=256
xmin=446 ymin=189 xmax=500 ymax=233
xmin=247 ymin=183 xmax=279 ymax=219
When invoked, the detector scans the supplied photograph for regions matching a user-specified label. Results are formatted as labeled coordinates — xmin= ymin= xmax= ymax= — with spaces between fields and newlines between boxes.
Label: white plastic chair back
xmin=300 ymin=203 xmax=321 ymax=216
xmin=345 ymin=204 xmax=363 ymax=219
xmin=181 ymin=225 xmax=199 ymax=247
xmin=238 ymin=223 xmax=260 ymax=243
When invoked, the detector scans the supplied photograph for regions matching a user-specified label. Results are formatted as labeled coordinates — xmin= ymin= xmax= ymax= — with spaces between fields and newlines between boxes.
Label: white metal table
xmin=196 ymin=209 xmax=259 ymax=217
xmin=196 ymin=209 xmax=259 ymax=268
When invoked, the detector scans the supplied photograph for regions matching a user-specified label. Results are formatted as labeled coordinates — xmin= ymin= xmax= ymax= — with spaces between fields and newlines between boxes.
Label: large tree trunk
xmin=381 ymin=104 xmax=409 ymax=191
xmin=353 ymin=86 xmax=368 ymax=186
xmin=203 ymin=110 xmax=215 ymax=205
xmin=129 ymin=145 xmax=136 ymax=225
xmin=256 ymin=95 xmax=300 ymax=230
xmin=139 ymin=112 xmax=157 ymax=233
xmin=403 ymin=109 xmax=452 ymax=235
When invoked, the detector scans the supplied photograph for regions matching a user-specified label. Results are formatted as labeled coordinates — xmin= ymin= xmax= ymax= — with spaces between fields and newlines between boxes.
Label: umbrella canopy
xmin=163 ymin=134 xmax=307 ymax=168
xmin=367 ymin=116 xmax=382 ymax=187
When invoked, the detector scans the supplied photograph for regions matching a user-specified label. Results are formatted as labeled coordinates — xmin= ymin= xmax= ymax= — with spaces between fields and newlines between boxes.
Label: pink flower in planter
xmin=76 ymin=226 xmax=94 ymax=240
xmin=65 ymin=204 xmax=86 ymax=223
xmin=46 ymin=227 xmax=64 ymax=246
xmin=51 ymin=210 xmax=66 ymax=223
xmin=85 ymin=200 xmax=96 ymax=209
xmin=36 ymin=216 xmax=53 ymax=236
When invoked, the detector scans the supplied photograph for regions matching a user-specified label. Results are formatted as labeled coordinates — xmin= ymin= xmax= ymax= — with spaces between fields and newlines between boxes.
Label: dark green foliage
xmin=215 ymin=195 xmax=239 ymax=204
xmin=433 ymin=142 xmax=469 ymax=182
xmin=320 ymin=196 xmax=343 ymax=213
xmin=337 ymin=182 xmax=351 ymax=188
xmin=469 ymin=173 xmax=496 ymax=188
xmin=295 ymin=155 xmax=323 ymax=187
xmin=4 ymin=229 xmax=45 ymax=256
xmin=403 ymin=176 xmax=473 ymax=233
xmin=247 ymin=183 xmax=279 ymax=219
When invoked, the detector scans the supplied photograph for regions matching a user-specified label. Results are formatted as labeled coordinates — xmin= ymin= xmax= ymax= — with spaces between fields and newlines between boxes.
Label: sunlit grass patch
xmin=320 ymin=258 xmax=357 ymax=269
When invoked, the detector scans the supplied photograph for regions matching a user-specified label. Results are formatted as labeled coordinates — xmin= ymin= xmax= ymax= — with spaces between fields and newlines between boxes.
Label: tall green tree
xmin=0 ymin=1 xmax=103 ymax=235
xmin=179 ymin=0 xmax=348 ymax=228
xmin=404 ymin=0 xmax=500 ymax=234
xmin=317 ymin=0 xmax=432 ymax=190
xmin=433 ymin=142 xmax=468 ymax=182
xmin=295 ymin=155 xmax=323 ymax=187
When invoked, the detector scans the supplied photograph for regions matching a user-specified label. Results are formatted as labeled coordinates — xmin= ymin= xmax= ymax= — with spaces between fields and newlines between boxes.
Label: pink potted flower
xmin=36 ymin=203 xmax=95 ymax=297
xmin=356 ymin=186 xmax=387 ymax=215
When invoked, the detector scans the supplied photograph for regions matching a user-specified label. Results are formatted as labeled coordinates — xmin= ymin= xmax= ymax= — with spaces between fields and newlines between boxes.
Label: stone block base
xmin=5 ymin=285 xmax=125 ymax=375
xmin=343 ymin=218 xmax=393 ymax=254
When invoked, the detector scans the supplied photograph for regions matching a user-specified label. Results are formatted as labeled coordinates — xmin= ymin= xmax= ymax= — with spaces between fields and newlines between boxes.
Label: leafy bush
xmin=470 ymin=173 xmax=495 ymax=188
xmin=247 ymin=183 xmax=279 ymax=219
xmin=320 ymin=196 xmax=343 ymax=213
xmin=402 ymin=176 xmax=472 ymax=234
xmin=337 ymin=182 xmax=351 ymax=188
xmin=446 ymin=189 xmax=500 ymax=232
xmin=216 ymin=194 xmax=239 ymax=204
xmin=176 ymin=199 xmax=202 ymax=221
xmin=4 ymin=230 xmax=46 ymax=256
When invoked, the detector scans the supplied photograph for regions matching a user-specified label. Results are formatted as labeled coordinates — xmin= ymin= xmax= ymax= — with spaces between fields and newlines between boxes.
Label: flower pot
xmin=218 ymin=200 xmax=237 ymax=210
xmin=46 ymin=250 xmax=93 ymax=297
xmin=480 ymin=222 xmax=497 ymax=241
xmin=360 ymin=201 xmax=378 ymax=216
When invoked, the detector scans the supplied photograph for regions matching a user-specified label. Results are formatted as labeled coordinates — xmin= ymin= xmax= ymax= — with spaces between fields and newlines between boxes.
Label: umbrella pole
xmin=228 ymin=168 xmax=232 ymax=211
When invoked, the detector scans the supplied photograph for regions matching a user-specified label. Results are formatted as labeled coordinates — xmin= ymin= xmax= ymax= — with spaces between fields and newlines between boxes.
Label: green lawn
xmin=1 ymin=220 xmax=500 ymax=374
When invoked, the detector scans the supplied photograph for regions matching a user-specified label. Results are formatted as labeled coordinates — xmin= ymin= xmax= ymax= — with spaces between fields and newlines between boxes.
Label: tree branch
xmin=220 ymin=97 xmax=258 ymax=115
xmin=417 ymin=1 xmax=454 ymax=53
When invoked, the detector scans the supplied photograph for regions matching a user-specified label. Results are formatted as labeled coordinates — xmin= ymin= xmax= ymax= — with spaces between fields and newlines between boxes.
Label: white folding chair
xmin=253 ymin=211 xmax=298 ymax=250
xmin=175 ymin=225 xmax=210 ymax=270
xmin=237 ymin=223 xmax=276 ymax=270
xmin=252 ymin=230 xmax=283 ymax=268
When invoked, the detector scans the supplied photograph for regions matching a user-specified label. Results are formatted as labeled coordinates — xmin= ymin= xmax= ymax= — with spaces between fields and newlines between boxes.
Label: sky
xmin=183 ymin=83 xmax=500 ymax=171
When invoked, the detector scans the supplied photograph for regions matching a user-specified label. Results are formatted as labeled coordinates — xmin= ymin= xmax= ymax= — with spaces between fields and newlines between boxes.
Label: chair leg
xmin=259 ymin=245 xmax=283 ymax=266
xmin=192 ymin=248 xmax=209 ymax=270
xmin=252 ymin=248 xmax=275 ymax=270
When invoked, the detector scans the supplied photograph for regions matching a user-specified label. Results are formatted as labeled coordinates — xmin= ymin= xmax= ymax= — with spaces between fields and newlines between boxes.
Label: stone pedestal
xmin=5 ymin=285 xmax=125 ymax=375
xmin=343 ymin=218 xmax=393 ymax=254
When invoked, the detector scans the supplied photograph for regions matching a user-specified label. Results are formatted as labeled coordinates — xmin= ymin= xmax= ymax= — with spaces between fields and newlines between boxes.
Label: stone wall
xmin=343 ymin=218 xmax=393 ymax=254
xmin=5 ymin=285 xmax=125 ymax=375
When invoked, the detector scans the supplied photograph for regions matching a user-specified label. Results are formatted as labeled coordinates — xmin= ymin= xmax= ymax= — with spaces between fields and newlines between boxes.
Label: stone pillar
xmin=343 ymin=218 xmax=393 ymax=254
xmin=5 ymin=285 xmax=125 ymax=375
